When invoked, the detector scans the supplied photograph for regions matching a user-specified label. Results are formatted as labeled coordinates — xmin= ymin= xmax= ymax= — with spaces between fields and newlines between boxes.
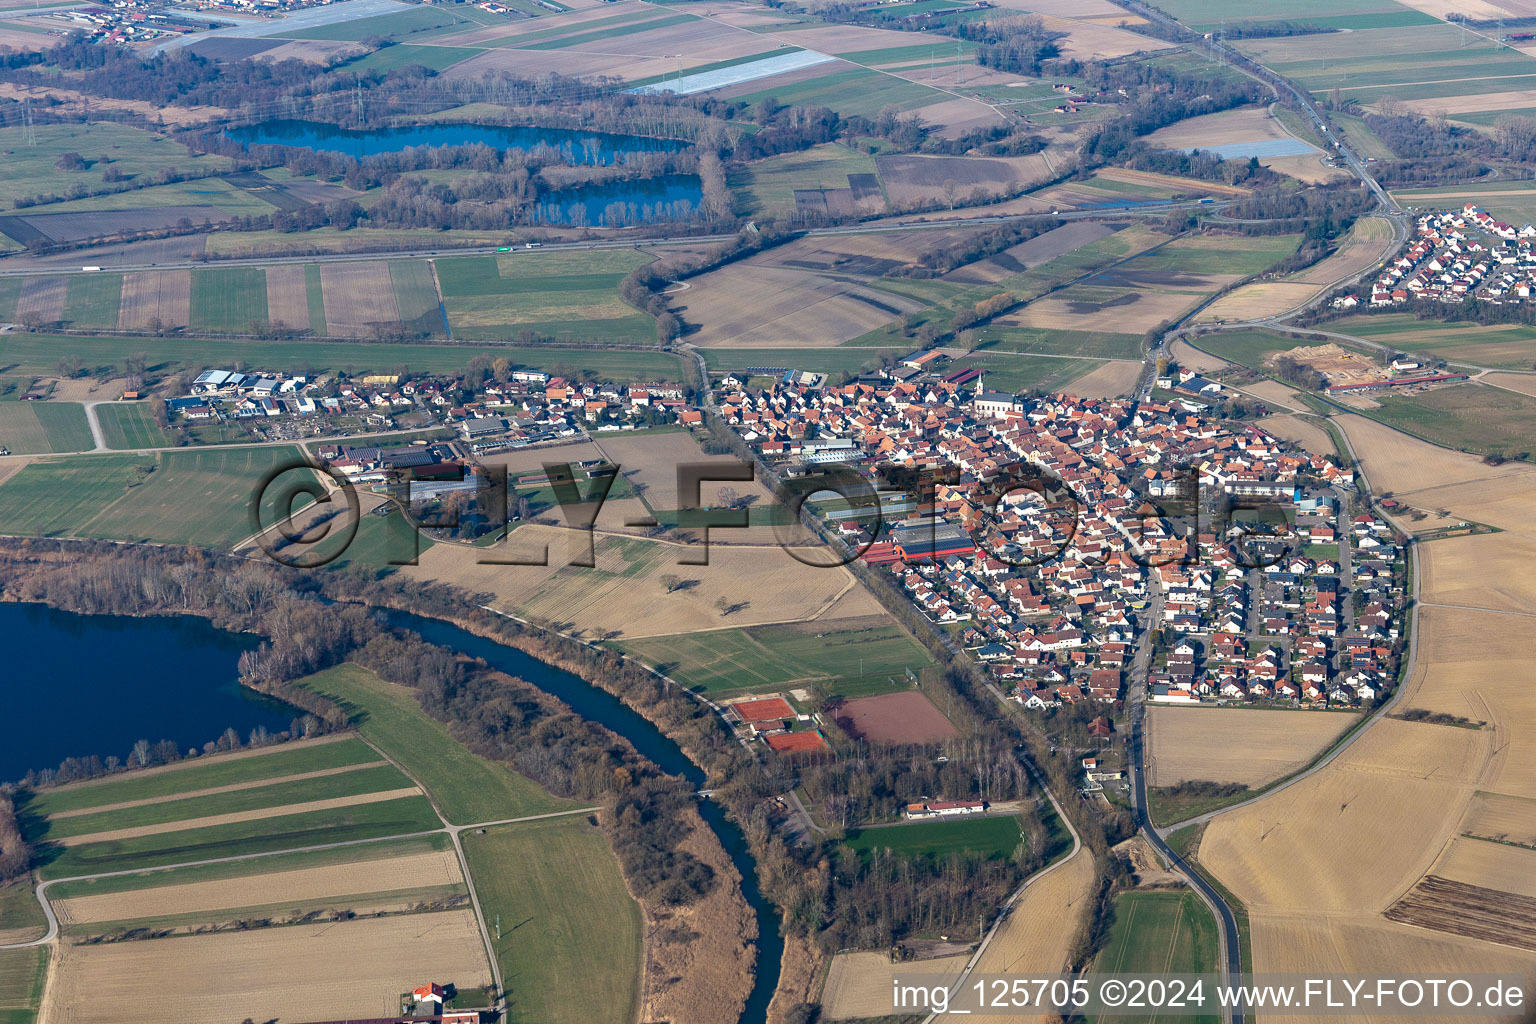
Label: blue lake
xmin=0 ymin=603 xmax=291 ymax=782
xmin=224 ymin=120 xmax=704 ymax=224
xmin=225 ymin=119 xmax=688 ymax=166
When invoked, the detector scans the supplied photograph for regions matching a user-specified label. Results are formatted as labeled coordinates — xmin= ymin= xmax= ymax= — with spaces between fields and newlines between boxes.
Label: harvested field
xmin=1146 ymin=707 xmax=1359 ymax=788
xmin=1063 ymin=359 xmax=1142 ymax=398
xmin=1386 ymin=875 xmax=1536 ymax=951
xmin=675 ymin=262 xmax=924 ymax=347
xmin=402 ymin=527 xmax=856 ymax=638
xmin=46 ymin=761 xmax=389 ymax=820
xmin=1484 ymin=372 xmax=1536 ymax=398
xmin=877 ymin=152 xmax=1054 ymax=207
xmin=1033 ymin=12 xmax=1172 ymax=58
xmin=1463 ymin=791 xmax=1536 ymax=848
xmin=820 ymin=951 xmax=968 ymax=1020
xmin=1257 ymin=413 xmax=1335 ymax=456
xmin=1003 ymin=286 xmax=1208 ymax=333
xmin=1430 ymin=836 xmax=1536 ymax=899
xmin=55 ymin=787 xmax=422 ymax=847
xmin=1195 ymin=281 xmax=1319 ymax=322
xmin=831 ymin=691 xmax=957 ymax=744
xmin=43 ymin=910 xmax=492 ymax=1024
xmin=1288 ymin=217 xmax=1396 ymax=285
xmin=1234 ymin=378 xmax=1308 ymax=413
xmin=1170 ymin=337 xmax=1231 ymax=373
xmin=116 ymin=270 xmax=190 ymax=332
xmin=54 ymin=846 xmax=464 ymax=925
xmin=591 ymin=429 xmax=777 ymax=511
xmin=968 ymin=846 xmax=1096 ymax=1023
xmin=318 ymin=262 xmax=400 ymax=336
xmin=263 ymin=265 xmax=311 ymax=331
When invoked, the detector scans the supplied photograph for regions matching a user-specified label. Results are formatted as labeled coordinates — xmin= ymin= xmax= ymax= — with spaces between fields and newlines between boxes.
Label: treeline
xmin=1125 ymin=147 xmax=1280 ymax=189
xmin=1359 ymin=110 xmax=1510 ymax=186
xmin=1272 ymin=354 xmax=1327 ymax=390
xmin=796 ymin=736 xmax=1034 ymax=822
xmin=960 ymin=15 xmax=1065 ymax=77
xmin=1077 ymin=61 xmax=1267 ymax=166
xmin=1219 ymin=183 xmax=1376 ymax=237
xmin=892 ymin=215 xmax=1064 ymax=276
xmin=0 ymin=791 xmax=30 ymax=882
xmin=1217 ymin=20 xmax=1336 ymax=38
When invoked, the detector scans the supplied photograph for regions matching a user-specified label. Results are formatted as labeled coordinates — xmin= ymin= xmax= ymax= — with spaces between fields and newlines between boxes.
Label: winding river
xmin=386 ymin=609 xmax=784 ymax=1024
xmin=5 ymin=602 xmax=782 ymax=1023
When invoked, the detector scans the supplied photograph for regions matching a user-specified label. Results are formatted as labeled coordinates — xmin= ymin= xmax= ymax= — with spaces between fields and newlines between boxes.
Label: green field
xmin=28 ymin=177 xmax=274 ymax=218
xmin=64 ymin=274 xmax=123 ymax=330
xmin=614 ymin=621 xmax=935 ymax=697
xmin=1128 ymin=233 xmax=1301 ymax=277
xmin=1092 ymin=891 xmax=1220 ymax=1023
xmin=0 ymin=446 xmax=317 ymax=547
xmin=977 ymin=327 xmax=1143 ymax=361
xmin=389 ymin=258 xmax=444 ymax=328
xmin=461 ymin=815 xmax=642 ymax=1024
xmin=0 ymin=881 xmax=45 ymax=942
xmin=699 ymin=346 xmax=905 ymax=376
xmin=1160 ymin=0 xmax=1434 ymax=31
xmin=728 ymin=142 xmax=882 ymax=218
xmin=39 ymin=763 xmax=412 ymax=842
xmin=95 ymin=402 xmax=174 ymax=449
xmin=952 ymin=351 xmax=1103 ymax=394
xmin=294 ymin=664 xmax=579 ymax=825
xmin=190 ymin=267 xmax=270 ymax=333
xmin=0 ymin=123 xmax=232 ymax=208
xmin=1368 ymin=382 xmax=1536 ymax=459
xmin=846 ymin=814 xmax=1023 ymax=860
xmin=1236 ymin=24 xmax=1536 ymax=107
xmin=729 ymin=65 xmax=940 ymax=120
xmin=437 ymin=247 xmax=657 ymax=343
xmin=278 ymin=4 xmax=477 ymax=41
xmin=26 ymin=737 xmax=382 ymax=817
xmin=0 ymin=402 xmax=91 ymax=454
xmin=38 ymin=793 xmax=441 ymax=879
xmin=1188 ymin=329 xmax=1339 ymax=371
xmin=0 ymin=947 xmax=46 ymax=1024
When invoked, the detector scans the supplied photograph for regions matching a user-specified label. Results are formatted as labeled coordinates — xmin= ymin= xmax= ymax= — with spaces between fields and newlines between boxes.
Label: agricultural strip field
xmin=0 ymin=402 xmax=92 ymax=455
xmin=845 ymin=814 xmax=1024 ymax=861
xmin=612 ymin=620 xmax=936 ymax=697
xmin=293 ymin=663 xmax=580 ymax=824
xmin=0 ymin=880 xmax=46 ymax=946
xmin=1092 ymin=891 xmax=1220 ymax=1022
xmin=1146 ymin=707 xmax=1360 ymax=788
xmin=0 ymin=446 xmax=318 ymax=548
xmin=1367 ymin=382 xmax=1536 ymax=459
xmin=728 ymin=143 xmax=883 ymax=219
xmin=1234 ymin=24 xmax=1536 ymax=109
xmin=189 ymin=267 xmax=269 ymax=333
xmin=698 ymin=347 xmax=906 ymax=375
xmin=44 ymin=911 xmax=491 ymax=1024
xmin=461 ymin=815 xmax=642 ymax=1024
xmin=1325 ymin=314 xmax=1536 ymax=370
xmin=437 ymin=248 xmax=657 ymax=343
xmin=1155 ymin=0 xmax=1431 ymax=31
xmin=36 ymin=791 xmax=440 ymax=879
xmin=0 ymin=947 xmax=46 ymax=1024
xmin=94 ymin=403 xmax=174 ymax=450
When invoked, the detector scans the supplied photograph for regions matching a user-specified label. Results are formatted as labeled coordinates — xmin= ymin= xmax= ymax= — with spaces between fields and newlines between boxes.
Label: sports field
xmin=437 ymin=248 xmax=657 ymax=342
xmin=1094 ymin=891 xmax=1220 ymax=1020
xmin=0 ymin=402 xmax=92 ymax=454
xmin=0 ymin=446 xmax=317 ymax=548
xmin=845 ymin=814 xmax=1023 ymax=861
xmin=462 ymin=815 xmax=642 ymax=1024
xmin=293 ymin=663 xmax=579 ymax=824
xmin=613 ymin=620 xmax=935 ymax=697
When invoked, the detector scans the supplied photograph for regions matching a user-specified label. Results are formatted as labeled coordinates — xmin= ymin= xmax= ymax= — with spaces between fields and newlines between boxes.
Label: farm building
xmin=1326 ymin=373 xmax=1469 ymax=393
